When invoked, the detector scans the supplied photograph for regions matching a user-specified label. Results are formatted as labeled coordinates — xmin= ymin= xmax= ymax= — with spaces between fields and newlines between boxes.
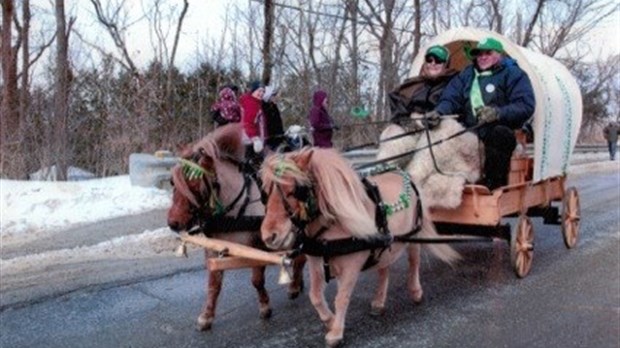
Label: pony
xmin=167 ymin=123 xmax=305 ymax=331
xmin=260 ymin=147 xmax=460 ymax=347
xmin=377 ymin=118 xmax=482 ymax=209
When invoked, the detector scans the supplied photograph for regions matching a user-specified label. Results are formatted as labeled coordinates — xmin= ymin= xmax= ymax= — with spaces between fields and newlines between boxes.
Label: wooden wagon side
xmin=429 ymin=133 xmax=581 ymax=277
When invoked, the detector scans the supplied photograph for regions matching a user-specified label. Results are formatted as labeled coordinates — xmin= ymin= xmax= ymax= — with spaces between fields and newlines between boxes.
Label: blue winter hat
xmin=248 ymin=80 xmax=264 ymax=93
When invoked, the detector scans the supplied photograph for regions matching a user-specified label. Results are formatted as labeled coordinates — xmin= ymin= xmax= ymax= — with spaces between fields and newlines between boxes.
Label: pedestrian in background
xmin=239 ymin=81 xmax=266 ymax=155
xmin=309 ymin=89 xmax=335 ymax=148
xmin=210 ymin=86 xmax=241 ymax=127
xmin=262 ymin=86 xmax=285 ymax=151
xmin=603 ymin=121 xmax=619 ymax=160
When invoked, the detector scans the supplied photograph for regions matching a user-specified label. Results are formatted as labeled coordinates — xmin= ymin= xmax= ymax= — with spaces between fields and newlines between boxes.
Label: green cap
xmin=471 ymin=37 xmax=504 ymax=56
xmin=425 ymin=45 xmax=449 ymax=62
xmin=350 ymin=106 xmax=370 ymax=118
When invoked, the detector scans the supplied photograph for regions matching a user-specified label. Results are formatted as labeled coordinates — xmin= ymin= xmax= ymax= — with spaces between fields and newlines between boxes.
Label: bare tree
xmin=1 ymin=0 xmax=19 ymax=176
xmin=358 ymin=0 xmax=408 ymax=119
xmin=52 ymin=0 xmax=72 ymax=180
xmin=520 ymin=0 xmax=546 ymax=47
xmin=262 ymin=0 xmax=274 ymax=85
xmin=89 ymin=0 xmax=141 ymax=76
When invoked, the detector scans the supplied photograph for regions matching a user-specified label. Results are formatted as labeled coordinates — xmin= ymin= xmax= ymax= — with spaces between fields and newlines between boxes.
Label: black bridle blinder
xmin=182 ymin=155 xmax=263 ymax=235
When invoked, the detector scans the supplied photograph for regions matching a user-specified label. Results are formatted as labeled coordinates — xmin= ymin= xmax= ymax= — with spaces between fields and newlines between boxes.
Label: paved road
xmin=1 ymin=163 xmax=618 ymax=348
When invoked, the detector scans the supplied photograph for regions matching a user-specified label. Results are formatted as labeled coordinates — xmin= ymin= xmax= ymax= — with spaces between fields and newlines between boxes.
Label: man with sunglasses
xmin=426 ymin=37 xmax=535 ymax=190
xmin=388 ymin=45 xmax=457 ymax=125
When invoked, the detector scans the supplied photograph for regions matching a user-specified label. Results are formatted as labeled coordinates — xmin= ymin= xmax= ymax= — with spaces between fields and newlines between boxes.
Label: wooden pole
xmin=179 ymin=232 xmax=290 ymax=266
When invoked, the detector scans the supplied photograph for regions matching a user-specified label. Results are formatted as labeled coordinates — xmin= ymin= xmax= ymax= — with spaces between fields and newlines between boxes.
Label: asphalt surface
xmin=0 ymin=162 xmax=618 ymax=348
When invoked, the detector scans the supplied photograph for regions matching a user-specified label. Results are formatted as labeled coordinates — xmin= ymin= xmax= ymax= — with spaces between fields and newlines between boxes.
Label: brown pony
xmin=260 ymin=148 xmax=460 ymax=347
xmin=167 ymin=124 xmax=305 ymax=331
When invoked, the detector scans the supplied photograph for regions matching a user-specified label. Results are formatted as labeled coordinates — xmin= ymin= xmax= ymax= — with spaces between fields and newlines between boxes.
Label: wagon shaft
xmin=179 ymin=232 xmax=291 ymax=268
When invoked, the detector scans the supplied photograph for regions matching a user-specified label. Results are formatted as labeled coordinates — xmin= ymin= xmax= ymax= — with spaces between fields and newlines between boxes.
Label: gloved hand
xmin=252 ymin=137 xmax=264 ymax=153
xmin=423 ymin=110 xmax=441 ymax=129
xmin=477 ymin=106 xmax=499 ymax=124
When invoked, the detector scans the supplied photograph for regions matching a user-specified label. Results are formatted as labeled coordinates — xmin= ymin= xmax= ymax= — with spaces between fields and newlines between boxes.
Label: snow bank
xmin=1 ymin=175 xmax=171 ymax=242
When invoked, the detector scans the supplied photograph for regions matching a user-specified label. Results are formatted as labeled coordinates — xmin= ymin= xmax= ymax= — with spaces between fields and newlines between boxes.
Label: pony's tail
xmin=417 ymin=208 xmax=461 ymax=265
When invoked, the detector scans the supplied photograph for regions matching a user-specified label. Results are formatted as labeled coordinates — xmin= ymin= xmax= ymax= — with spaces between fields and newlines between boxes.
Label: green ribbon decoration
xmin=470 ymin=69 xmax=493 ymax=118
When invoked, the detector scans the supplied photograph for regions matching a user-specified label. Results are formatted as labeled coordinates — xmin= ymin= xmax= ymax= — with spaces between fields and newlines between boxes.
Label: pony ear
xmin=294 ymin=149 xmax=314 ymax=170
xmin=214 ymin=124 xmax=244 ymax=160
xmin=178 ymin=142 xmax=193 ymax=158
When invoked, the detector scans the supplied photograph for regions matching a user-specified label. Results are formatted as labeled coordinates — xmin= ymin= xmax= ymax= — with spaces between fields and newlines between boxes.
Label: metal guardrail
xmin=129 ymin=145 xmax=608 ymax=188
xmin=342 ymin=144 xmax=608 ymax=167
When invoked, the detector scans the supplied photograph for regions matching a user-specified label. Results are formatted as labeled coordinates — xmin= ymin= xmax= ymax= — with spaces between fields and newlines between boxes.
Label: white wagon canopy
xmin=411 ymin=27 xmax=583 ymax=182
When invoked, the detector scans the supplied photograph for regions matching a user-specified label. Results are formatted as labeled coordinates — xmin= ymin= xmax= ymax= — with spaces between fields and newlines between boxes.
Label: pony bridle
xmin=179 ymin=157 xmax=224 ymax=218
xmin=268 ymin=158 xmax=322 ymax=241
xmin=273 ymin=182 xmax=318 ymax=231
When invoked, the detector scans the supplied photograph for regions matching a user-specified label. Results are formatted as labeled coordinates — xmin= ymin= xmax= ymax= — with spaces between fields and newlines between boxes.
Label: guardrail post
xmin=129 ymin=152 xmax=178 ymax=188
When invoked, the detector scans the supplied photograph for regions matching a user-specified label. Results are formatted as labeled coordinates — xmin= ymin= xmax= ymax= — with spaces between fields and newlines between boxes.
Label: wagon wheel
xmin=511 ymin=215 xmax=534 ymax=278
xmin=561 ymin=186 xmax=580 ymax=249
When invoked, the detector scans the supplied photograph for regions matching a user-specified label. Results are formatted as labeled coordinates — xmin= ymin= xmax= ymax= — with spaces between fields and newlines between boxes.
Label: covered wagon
xmin=411 ymin=27 xmax=582 ymax=277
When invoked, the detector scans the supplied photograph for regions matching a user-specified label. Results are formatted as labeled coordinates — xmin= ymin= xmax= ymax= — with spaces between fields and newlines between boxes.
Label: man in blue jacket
xmin=425 ymin=37 xmax=535 ymax=189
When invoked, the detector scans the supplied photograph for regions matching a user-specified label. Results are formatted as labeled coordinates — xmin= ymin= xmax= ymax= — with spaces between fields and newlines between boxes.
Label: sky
xmin=63 ymin=0 xmax=619 ymax=75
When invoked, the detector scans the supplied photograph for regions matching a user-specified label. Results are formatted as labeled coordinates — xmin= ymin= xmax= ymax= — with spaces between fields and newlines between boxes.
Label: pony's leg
xmin=251 ymin=266 xmax=272 ymax=319
xmin=326 ymin=264 xmax=362 ymax=347
xmin=288 ymin=254 xmax=306 ymax=299
xmin=307 ymin=256 xmax=334 ymax=329
xmin=370 ymin=266 xmax=390 ymax=316
xmin=197 ymin=253 xmax=224 ymax=330
xmin=407 ymin=243 xmax=424 ymax=302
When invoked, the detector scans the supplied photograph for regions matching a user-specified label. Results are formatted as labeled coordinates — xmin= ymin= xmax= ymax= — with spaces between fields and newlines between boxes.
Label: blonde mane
xmin=262 ymin=148 xmax=377 ymax=238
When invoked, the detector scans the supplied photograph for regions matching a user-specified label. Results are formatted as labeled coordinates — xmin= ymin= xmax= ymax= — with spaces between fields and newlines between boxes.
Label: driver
xmin=425 ymin=37 xmax=535 ymax=189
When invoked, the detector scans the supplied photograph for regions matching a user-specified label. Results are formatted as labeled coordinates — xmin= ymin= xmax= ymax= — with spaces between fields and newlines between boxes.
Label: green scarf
xmin=470 ymin=69 xmax=493 ymax=117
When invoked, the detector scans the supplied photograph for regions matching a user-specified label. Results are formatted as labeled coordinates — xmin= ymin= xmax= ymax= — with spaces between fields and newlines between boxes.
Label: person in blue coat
xmin=425 ymin=37 xmax=535 ymax=189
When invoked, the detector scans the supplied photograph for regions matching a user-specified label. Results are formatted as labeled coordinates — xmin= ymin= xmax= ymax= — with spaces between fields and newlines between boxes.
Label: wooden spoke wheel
xmin=511 ymin=215 xmax=534 ymax=278
xmin=561 ymin=186 xmax=580 ymax=249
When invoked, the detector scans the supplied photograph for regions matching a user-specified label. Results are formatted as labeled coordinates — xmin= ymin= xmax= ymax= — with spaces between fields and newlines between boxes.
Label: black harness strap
xmin=197 ymin=216 xmax=263 ymax=235
xmin=299 ymin=235 xmax=393 ymax=258
xmin=361 ymin=177 xmax=390 ymax=236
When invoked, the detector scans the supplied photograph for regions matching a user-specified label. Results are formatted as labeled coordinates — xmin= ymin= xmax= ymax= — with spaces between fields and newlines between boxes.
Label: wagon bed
xmin=428 ymin=133 xmax=580 ymax=278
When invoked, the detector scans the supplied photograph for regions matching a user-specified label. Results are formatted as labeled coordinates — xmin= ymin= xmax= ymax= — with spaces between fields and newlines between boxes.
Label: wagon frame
xmin=429 ymin=132 xmax=580 ymax=278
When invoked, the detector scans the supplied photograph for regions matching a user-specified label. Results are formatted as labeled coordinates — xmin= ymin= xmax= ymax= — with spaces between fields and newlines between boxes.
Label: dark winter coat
xmin=262 ymin=101 xmax=285 ymax=150
xmin=389 ymin=69 xmax=457 ymax=124
xmin=309 ymin=90 xmax=334 ymax=148
xmin=603 ymin=122 xmax=619 ymax=143
xmin=435 ymin=57 xmax=535 ymax=138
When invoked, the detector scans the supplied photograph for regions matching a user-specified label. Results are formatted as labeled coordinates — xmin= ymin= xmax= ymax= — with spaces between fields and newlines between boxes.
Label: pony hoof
xmin=411 ymin=288 xmax=424 ymax=303
xmin=196 ymin=315 xmax=213 ymax=331
xmin=325 ymin=336 xmax=343 ymax=347
xmin=370 ymin=305 xmax=385 ymax=316
xmin=259 ymin=307 xmax=272 ymax=319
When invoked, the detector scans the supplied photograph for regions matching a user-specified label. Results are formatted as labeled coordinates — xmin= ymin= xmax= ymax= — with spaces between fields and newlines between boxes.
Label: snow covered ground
xmin=1 ymin=175 xmax=170 ymax=238
xmin=0 ymin=175 xmax=179 ymax=279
